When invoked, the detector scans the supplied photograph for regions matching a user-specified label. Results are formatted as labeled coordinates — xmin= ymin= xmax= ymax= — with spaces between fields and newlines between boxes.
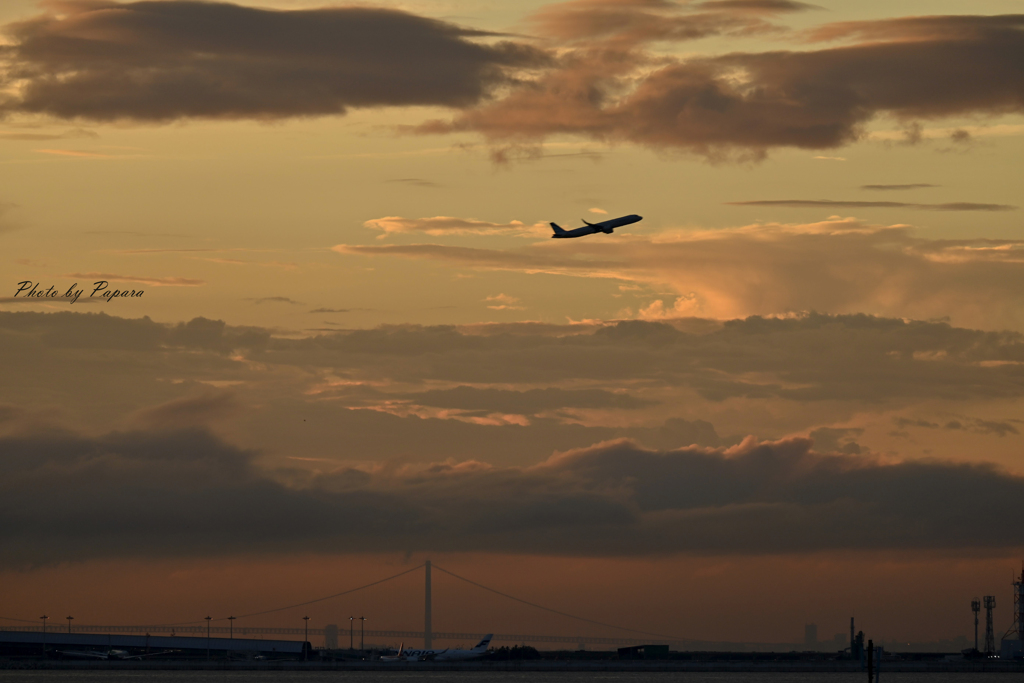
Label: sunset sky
xmin=1 ymin=0 xmax=1023 ymax=648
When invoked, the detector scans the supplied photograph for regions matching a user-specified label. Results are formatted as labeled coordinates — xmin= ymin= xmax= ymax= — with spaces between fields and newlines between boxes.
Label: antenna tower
xmin=972 ymin=598 xmax=981 ymax=651
xmin=984 ymin=595 xmax=997 ymax=653
xmin=1004 ymin=562 xmax=1024 ymax=643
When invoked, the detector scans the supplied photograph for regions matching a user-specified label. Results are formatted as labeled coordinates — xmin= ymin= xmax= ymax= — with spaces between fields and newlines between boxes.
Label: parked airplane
xmin=380 ymin=643 xmax=405 ymax=662
xmin=398 ymin=634 xmax=493 ymax=661
xmin=550 ymin=214 xmax=642 ymax=238
xmin=56 ymin=648 xmax=178 ymax=660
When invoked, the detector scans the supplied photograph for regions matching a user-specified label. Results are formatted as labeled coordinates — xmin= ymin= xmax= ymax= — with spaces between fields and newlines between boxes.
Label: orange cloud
xmin=337 ymin=217 xmax=1024 ymax=330
xmin=63 ymin=272 xmax=205 ymax=286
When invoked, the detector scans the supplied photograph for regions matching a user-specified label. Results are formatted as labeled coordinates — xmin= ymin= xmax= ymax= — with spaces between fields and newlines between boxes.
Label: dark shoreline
xmin=2 ymin=660 xmax=1023 ymax=673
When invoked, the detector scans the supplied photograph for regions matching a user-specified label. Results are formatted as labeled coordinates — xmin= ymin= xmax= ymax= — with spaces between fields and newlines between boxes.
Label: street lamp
xmin=303 ymin=616 xmax=310 ymax=661
xmin=349 ymin=616 xmax=354 ymax=650
xmin=66 ymin=616 xmax=73 ymax=634
xmin=228 ymin=616 xmax=236 ymax=639
xmin=359 ymin=616 xmax=366 ymax=652
xmin=204 ymin=616 xmax=212 ymax=660
xmin=40 ymin=616 xmax=48 ymax=658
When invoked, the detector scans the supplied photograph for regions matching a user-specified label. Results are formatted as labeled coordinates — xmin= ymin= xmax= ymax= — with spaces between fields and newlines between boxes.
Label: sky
xmin=1 ymin=0 xmax=1023 ymax=649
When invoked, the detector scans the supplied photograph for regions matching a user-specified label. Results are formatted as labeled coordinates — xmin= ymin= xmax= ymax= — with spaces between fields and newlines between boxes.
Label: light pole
xmin=40 ymin=615 xmax=48 ymax=658
xmin=349 ymin=616 xmax=354 ymax=650
xmin=205 ymin=616 xmax=212 ymax=660
xmin=66 ymin=616 xmax=73 ymax=634
xmin=359 ymin=616 xmax=366 ymax=652
xmin=228 ymin=616 xmax=236 ymax=639
xmin=303 ymin=616 xmax=310 ymax=661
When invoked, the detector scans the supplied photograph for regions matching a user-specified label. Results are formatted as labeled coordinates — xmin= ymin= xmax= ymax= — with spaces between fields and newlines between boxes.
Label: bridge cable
xmin=112 ymin=562 xmax=427 ymax=628
xmin=226 ymin=563 xmax=425 ymax=621
xmin=0 ymin=615 xmax=45 ymax=624
xmin=432 ymin=564 xmax=685 ymax=642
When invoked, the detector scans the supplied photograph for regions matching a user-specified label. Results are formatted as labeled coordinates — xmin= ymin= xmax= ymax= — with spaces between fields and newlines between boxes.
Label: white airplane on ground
xmin=398 ymin=634 xmax=493 ymax=661
xmin=550 ymin=214 xmax=642 ymax=238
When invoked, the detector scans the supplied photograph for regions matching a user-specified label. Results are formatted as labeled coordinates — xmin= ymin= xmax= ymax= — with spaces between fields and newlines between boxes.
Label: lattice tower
xmin=984 ymin=595 xmax=996 ymax=653
xmin=1004 ymin=562 xmax=1024 ymax=642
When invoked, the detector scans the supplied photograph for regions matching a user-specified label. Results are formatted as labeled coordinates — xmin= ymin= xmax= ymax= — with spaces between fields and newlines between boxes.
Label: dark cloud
xmin=806 ymin=14 xmax=1024 ymax=43
xmin=423 ymin=13 xmax=1024 ymax=159
xmin=729 ymin=200 xmax=1016 ymax=211
xmin=950 ymin=129 xmax=972 ymax=144
xmin=404 ymin=386 xmax=654 ymax=413
xmin=0 ymin=0 xmax=548 ymax=122
xmin=6 ymin=310 xmax=1024 ymax=472
xmin=860 ymin=184 xmax=939 ymax=191
xmin=894 ymin=416 xmax=1018 ymax=438
xmin=335 ymin=243 xmax=621 ymax=272
xmin=3 ymin=429 xmax=1024 ymax=565
xmin=386 ymin=178 xmax=441 ymax=188
xmin=893 ymin=417 xmax=940 ymax=429
xmin=246 ymin=296 xmax=302 ymax=305
xmin=696 ymin=0 xmax=820 ymax=11
xmin=0 ymin=297 xmax=104 ymax=305
xmin=808 ymin=426 xmax=862 ymax=454
xmin=0 ymin=128 xmax=98 ymax=141
xmin=309 ymin=308 xmax=352 ymax=314
xmin=63 ymin=272 xmax=205 ymax=286
xmin=0 ymin=202 xmax=17 ymax=233
xmin=130 ymin=390 xmax=241 ymax=429
xmin=528 ymin=0 xmax=794 ymax=45
xmin=278 ymin=313 xmax=1024 ymax=405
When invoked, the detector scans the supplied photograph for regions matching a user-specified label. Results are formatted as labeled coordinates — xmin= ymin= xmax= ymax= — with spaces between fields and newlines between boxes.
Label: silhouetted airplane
xmin=550 ymin=214 xmax=642 ymax=238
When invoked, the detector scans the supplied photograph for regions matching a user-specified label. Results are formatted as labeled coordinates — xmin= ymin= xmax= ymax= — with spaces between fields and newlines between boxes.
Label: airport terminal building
xmin=0 ymin=630 xmax=310 ymax=660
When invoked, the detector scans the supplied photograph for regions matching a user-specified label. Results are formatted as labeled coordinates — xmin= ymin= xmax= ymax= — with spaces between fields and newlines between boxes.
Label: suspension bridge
xmin=1 ymin=561 xmax=701 ymax=650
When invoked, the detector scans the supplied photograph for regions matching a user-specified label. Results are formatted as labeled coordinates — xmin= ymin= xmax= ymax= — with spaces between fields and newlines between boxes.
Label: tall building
xmin=324 ymin=624 xmax=339 ymax=650
xmin=804 ymin=623 xmax=817 ymax=650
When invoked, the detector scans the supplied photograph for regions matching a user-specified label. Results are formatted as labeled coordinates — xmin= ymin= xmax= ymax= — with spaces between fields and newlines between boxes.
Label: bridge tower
xmin=984 ymin=595 xmax=997 ymax=653
xmin=424 ymin=560 xmax=432 ymax=649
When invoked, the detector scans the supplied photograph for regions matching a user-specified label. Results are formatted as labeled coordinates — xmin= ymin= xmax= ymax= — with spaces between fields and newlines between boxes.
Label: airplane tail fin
xmin=474 ymin=634 xmax=493 ymax=650
xmin=550 ymin=222 xmax=567 ymax=236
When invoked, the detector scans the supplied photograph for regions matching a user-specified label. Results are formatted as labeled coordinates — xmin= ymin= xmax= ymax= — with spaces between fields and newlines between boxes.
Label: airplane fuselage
xmin=398 ymin=635 xmax=492 ymax=661
xmin=551 ymin=214 xmax=642 ymax=238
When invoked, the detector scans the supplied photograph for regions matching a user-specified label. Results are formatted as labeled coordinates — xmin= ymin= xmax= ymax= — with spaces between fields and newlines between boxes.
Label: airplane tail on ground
xmin=473 ymin=634 xmax=493 ymax=650
xmin=550 ymin=222 xmax=566 ymax=236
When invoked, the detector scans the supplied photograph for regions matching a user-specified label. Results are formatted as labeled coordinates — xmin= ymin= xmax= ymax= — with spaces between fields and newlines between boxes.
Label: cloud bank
xmin=337 ymin=218 xmax=1024 ymax=330
xmin=1 ymin=0 xmax=1019 ymax=161
xmin=420 ymin=8 xmax=1024 ymax=159
xmin=3 ymin=428 xmax=1023 ymax=564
